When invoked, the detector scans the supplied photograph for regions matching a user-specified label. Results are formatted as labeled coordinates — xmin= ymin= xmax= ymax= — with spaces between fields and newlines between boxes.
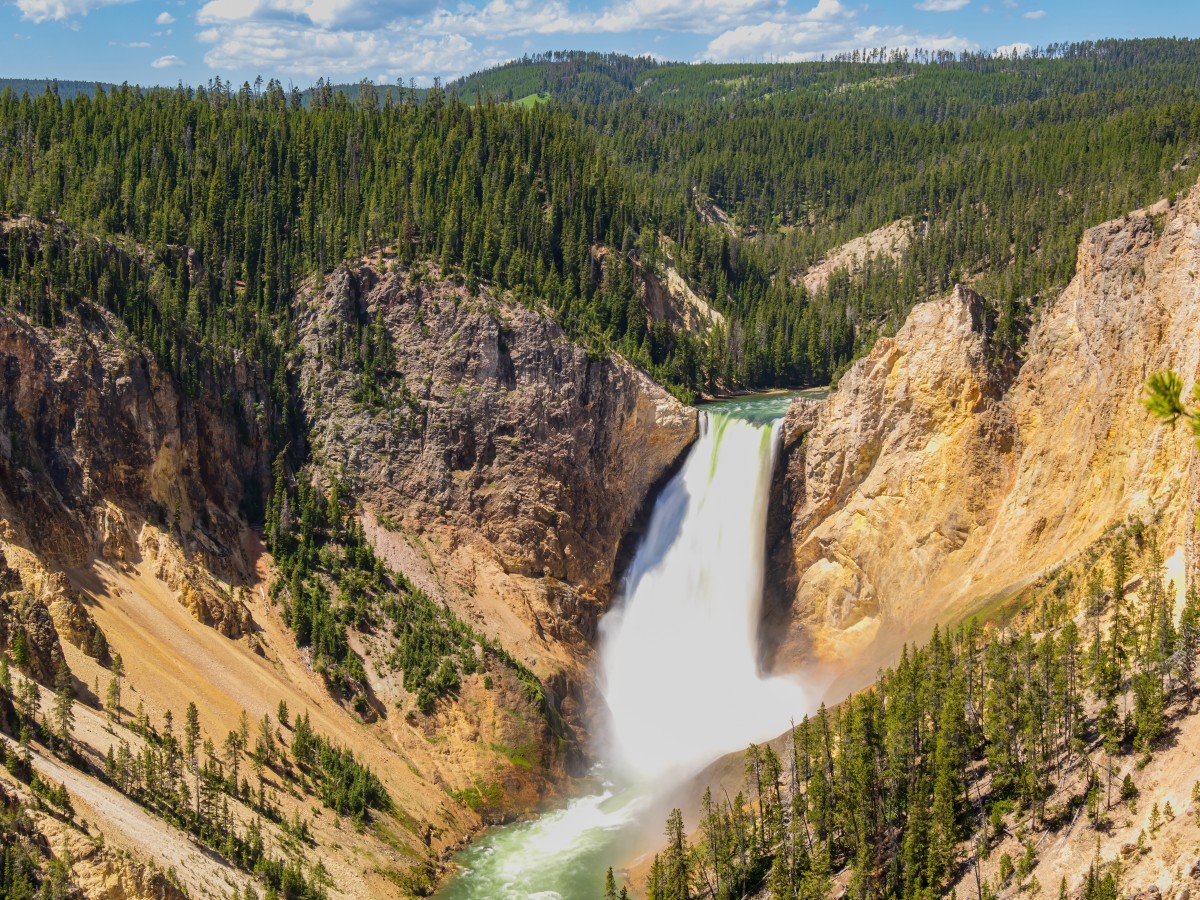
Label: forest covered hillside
xmin=2 ymin=39 xmax=1199 ymax=397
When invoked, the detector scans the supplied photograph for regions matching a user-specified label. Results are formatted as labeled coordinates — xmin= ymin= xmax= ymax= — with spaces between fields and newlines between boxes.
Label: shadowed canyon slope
xmin=767 ymin=187 xmax=1200 ymax=691
xmin=0 ymin=300 xmax=272 ymax=660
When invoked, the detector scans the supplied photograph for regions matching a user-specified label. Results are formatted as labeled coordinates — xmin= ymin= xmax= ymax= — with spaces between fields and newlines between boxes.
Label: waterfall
xmin=598 ymin=408 xmax=809 ymax=781
xmin=436 ymin=397 xmax=812 ymax=899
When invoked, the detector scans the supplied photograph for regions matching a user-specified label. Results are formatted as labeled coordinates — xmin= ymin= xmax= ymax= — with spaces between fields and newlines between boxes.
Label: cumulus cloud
xmin=197 ymin=0 xmax=433 ymax=30
xmin=993 ymin=40 xmax=1031 ymax=56
xmin=425 ymin=0 xmax=581 ymax=38
xmin=200 ymin=20 xmax=481 ymax=80
xmin=1022 ymin=8 xmax=1044 ymax=17
xmin=151 ymin=53 xmax=183 ymax=67
xmin=195 ymin=0 xmax=493 ymax=78
xmin=8 ymin=0 xmax=130 ymax=23
xmin=182 ymin=0 xmax=978 ymax=79
xmin=913 ymin=0 xmax=969 ymax=11
xmin=423 ymin=0 xmax=785 ymax=38
xmin=591 ymin=0 xmax=786 ymax=33
xmin=700 ymin=0 xmax=974 ymax=62
xmin=156 ymin=10 xmax=173 ymax=23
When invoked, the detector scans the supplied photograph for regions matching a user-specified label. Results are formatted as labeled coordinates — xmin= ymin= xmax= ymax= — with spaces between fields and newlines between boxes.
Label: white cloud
xmin=199 ymin=21 xmax=480 ymax=80
xmin=425 ymin=0 xmax=581 ymax=38
xmin=993 ymin=40 xmax=1031 ymax=56
xmin=109 ymin=38 xmax=150 ymax=45
xmin=9 ymin=0 xmax=130 ymax=23
xmin=1001 ymin=0 xmax=1017 ymax=7
xmin=425 ymin=0 xmax=781 ymax=38
xmin=913 ymin=0 xmax=969 ymax=11
xmin=700 ymin=0 xmax=975 ymax=62
xmin=591 ymin=0 xmax=786 ymax=33
xmin=197 ymin=0 xmax=431 ymax=30
xmin=1022 ymin=8 xmax=1044 ymax=17
xmin=151 ymin=53 xmax=183 ymax=67
xmin=156 ymin=10 xmax=174 ymax=23
xmin=183 ymin=0 xmax=973 ymax=79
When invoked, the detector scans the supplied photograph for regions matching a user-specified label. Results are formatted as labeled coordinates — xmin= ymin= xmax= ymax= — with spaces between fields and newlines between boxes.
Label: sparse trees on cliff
xmin=634 ymin=515 xmax=1199 ymax=900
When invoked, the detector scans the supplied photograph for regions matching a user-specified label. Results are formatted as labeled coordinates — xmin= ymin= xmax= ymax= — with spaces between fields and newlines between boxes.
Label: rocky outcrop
xmin=38 ymin=814 xmax=189 ymax=900
xmin=799 ymin=218 xmax=918 ymax=295
xmin=296 ymin=264 xmax=697 ymax=695
xmin=0 ymin=304 xmax=269 ymax=637
xmin=0 ymin=779 xmax=188 ymax=900
xmin=641 ymin=261 xmax=726 ymax=334
xmin=137 ymin=525 xmax=249 ymax=638
xmin=768 ymin=187 xmax=1200 ymax=688
xmin=1 ymin=542 xmax=107 ymax=658
xmin=0 ymin=551 xmax=66 ymax=682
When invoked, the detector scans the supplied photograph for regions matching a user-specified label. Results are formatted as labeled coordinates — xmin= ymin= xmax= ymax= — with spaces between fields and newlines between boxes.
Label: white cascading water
xmin=436 ymin=397 xmax=814 ymax=899
xmin=599 ymin=409 xmax=810 ymax=780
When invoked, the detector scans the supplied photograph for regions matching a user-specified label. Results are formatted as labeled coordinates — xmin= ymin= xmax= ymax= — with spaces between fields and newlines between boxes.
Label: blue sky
xmin=3 ymin=0 xmax=1199 ymax=88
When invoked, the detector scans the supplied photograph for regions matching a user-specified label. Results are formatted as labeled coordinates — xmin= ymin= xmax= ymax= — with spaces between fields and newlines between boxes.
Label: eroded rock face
xmin=0 ymin=552 xmax=66 ymax=683
xmin=0 ymin=307 xmax=270 ymax=567
xmin=296 ymin=264 xmax=697 ymax=691
xmin=769 ymin=187 xmax=1200 ymax=690
xmin=0 ymin=306 xmax=268 ymax=637
xmin=0 ymin=781 xmax=189 ymax=900
xmin=1 ymin=542 xmax=107 ymax=658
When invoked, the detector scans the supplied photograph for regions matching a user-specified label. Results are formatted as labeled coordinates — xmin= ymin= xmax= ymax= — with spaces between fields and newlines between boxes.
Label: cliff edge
xmin=769 ymin=188 xmax=1200 ymax=692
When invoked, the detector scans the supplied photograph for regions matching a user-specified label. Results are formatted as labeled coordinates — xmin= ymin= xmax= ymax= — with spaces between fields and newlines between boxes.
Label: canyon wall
xmin=295 ymin=264 xmax=697 ymax=725
xmin=0 ymin=303 xmax=272 ymax=645
xmin=0 ymin=307 xmax=271 ymax=569
xmin=768 ymin=188 xmax=1200 ymax=691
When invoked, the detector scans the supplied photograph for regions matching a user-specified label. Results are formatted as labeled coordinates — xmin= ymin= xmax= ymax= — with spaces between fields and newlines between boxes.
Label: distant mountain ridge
xmin=0 ymin=78 xmax=117 ymax=99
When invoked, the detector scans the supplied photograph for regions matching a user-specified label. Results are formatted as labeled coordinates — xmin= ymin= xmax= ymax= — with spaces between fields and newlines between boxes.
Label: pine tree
xmin=17 ymin=677 xmax=39 ymax=723
xmin=646 ymin=854 xmax=665 ymax=900
xmin=257 ymin=713 xmax=275 ymax=766
xmin=604 ymin=867 xmax=618 ymax=900
xmin=663 ymin=808 xmax=690 ymax=900
xmin=11 ymin=629 xmax=28 ymax=669
xmin=106 ymin=653 xmax=123 ymax=723
xmin=52 ymin=664 xmax=74 ymax=749
xmin=1179 ymin=589 xmax=1200 ymax=700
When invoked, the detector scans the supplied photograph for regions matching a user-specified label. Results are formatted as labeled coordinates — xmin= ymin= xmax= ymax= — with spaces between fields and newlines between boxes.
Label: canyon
xmin=2 ymin=179 xmax=1199 ymax=898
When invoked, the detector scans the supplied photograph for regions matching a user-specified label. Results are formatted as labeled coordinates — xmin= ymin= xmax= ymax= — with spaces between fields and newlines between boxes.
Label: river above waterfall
xmin=435 ymin=390 xmax=822 ymax=900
